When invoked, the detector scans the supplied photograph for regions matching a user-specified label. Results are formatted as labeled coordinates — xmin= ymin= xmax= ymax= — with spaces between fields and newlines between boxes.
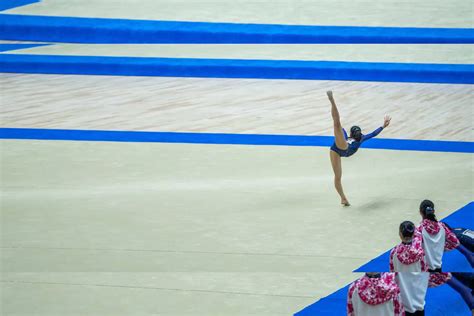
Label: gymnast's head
xmin=399 ymin=220 xmax=415 ymax=242
xmin=350 ymin=126 xmax=362 ymax=142
xmin=420 ymin=199 xmax=437 ymax=222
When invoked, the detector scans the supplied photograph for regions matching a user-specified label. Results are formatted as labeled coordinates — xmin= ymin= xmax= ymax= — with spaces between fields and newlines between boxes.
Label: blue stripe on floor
xmin=0 ymin=128 xmax=473 ymax=154
xmin=1 ymin=13 xmax=473 ymax=43
xmin=1 ymin=54 xmax=473 ymax=84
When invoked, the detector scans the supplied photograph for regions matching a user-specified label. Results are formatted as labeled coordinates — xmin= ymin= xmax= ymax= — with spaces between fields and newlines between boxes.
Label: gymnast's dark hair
xmin=420 ymin=199 xmax=437 ymax=222
xmin=350 ymin=126 xmax=362 ymax=142
xmin=399 ymin=221 xmax=415 ymax=238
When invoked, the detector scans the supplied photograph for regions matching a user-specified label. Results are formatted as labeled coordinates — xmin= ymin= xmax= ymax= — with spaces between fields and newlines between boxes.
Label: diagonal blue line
xmin=0 ymin=43 xmax=49 ymax=52
xmin=0 ymin=0 xmax=39 ymax=11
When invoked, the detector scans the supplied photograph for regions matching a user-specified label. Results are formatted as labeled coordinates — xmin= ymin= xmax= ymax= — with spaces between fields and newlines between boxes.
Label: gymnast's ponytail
xmin=420 ymin=199 xmax=437 ymax=222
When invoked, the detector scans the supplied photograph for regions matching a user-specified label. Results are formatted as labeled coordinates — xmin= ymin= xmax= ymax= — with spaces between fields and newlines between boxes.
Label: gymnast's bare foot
xmin=341 ymin=199 xmax=351 ymax=207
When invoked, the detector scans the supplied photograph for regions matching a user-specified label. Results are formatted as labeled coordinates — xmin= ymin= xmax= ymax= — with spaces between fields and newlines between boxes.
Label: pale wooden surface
xmin=2 ymin=140 xmax=471 ymax=315
xmin=6 ymin=44 xmax=474 ymax=64
xmin=6 ymin=0 xmax=473 ymax=28
xmin=2 ymin=74 xmax=473 ymax=141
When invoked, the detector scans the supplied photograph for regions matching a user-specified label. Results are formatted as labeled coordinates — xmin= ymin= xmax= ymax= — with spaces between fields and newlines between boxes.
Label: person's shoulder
xmin=440 ymin=221 xmax=455 ymax=232
xmin=439 ymin=221 xmax=449 ymax=231
xmin=390 ymin=246 xmax=397 ymax=255
xmin=348 ymin=281 xmax=357 ymax=294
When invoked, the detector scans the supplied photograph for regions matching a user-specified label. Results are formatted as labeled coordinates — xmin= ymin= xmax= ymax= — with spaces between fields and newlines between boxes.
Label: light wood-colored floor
xmin=6 ymin=0 xmax=473 ymax=28
xmin=2 ymin=74 xmax=473 ymax=141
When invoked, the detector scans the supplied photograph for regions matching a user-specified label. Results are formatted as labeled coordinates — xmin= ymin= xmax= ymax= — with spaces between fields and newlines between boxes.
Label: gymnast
xmin=327 ymin=91 xmax=391 ymax=206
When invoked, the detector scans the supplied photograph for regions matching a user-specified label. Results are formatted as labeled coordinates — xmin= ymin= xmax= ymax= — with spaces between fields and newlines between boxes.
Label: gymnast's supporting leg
xmin=330 ymin=150 xmax=350 ymax=206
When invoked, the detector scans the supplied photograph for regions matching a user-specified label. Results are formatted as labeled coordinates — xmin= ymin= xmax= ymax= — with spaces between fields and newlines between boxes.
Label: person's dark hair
xmin=420 ymin=199 xmax=437 ymax=222
xmin=350 ymin=126 xmax=362 ymax=142
xmin=365 ymin=272 xmax=381 ymax=278
xmin=399 ymin=221 xmax=415 ymax=238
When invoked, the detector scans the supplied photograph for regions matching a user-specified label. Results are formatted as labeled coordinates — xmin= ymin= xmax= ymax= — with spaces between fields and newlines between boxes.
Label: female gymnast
xmin=327 ymin=90 xmax=391 ymax=206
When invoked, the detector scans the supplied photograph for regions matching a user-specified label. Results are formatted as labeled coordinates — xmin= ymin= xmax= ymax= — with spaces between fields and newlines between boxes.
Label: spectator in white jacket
xmin=390 ymin=221 xmax=429 ymax=316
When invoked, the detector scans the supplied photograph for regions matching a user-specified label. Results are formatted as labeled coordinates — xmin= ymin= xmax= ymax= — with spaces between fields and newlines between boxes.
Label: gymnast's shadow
xmin=356 ymin=200 xmax=386 ymax=211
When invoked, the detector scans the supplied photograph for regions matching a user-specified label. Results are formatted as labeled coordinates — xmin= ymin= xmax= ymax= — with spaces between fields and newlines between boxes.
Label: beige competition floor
xmin=2 ymin=75 xmax=473 ymax=315
xmin=1 ymin=139 xmax=472 ymax=315
xmin=1 ymin=72 xmax=473 ymax=316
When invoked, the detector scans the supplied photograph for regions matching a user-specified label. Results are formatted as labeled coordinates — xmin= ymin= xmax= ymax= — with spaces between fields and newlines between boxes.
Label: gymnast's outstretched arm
xmin=362 ymin=115 xmax=391 ymax=142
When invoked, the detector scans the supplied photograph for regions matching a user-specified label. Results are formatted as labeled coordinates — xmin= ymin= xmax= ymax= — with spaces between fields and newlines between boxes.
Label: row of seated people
xmin=347 ymin=200 xmax=474 ymax=316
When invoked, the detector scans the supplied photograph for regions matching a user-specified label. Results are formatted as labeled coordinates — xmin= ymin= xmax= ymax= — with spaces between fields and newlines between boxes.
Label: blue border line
xmin=1 ymin=128 xmax=473 ymax=153
xmin=1 ymin=54 xmax=473 ymax=84
xmin=0 ymin=0 xmax=39 ymax=11
xmin=0 ymin=43 xmax=49 ymax=52
xmin=1 ymin=14 xmax=473 ymax=44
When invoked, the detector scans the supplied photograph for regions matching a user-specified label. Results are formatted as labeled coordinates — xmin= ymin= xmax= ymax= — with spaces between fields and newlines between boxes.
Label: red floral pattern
xmin=440 ymin=222 xmax=460 ymax=250
xmin=389 ymin=234 xmax=427 ymax=272
xmin=347 ymin=273 xmax=405 ymax=316
xmin=428 ymin=272 xmax=451 ymax=287
xmin=417 ymin=220 xmax=460 ymax=251
xmin=419 ymin=219 xmax=441 ymax=235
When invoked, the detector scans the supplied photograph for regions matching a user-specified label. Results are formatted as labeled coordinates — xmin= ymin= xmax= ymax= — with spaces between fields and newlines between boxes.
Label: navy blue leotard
xmin=330 ymin=127 xmax=383 ymax=157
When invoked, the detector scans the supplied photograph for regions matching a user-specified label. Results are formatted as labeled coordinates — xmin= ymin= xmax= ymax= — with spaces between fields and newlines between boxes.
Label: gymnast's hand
xmin=326 ymin=91 xmax=334 ymax=99
xmin=383 ymin=115 xmax=392 ymax=128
